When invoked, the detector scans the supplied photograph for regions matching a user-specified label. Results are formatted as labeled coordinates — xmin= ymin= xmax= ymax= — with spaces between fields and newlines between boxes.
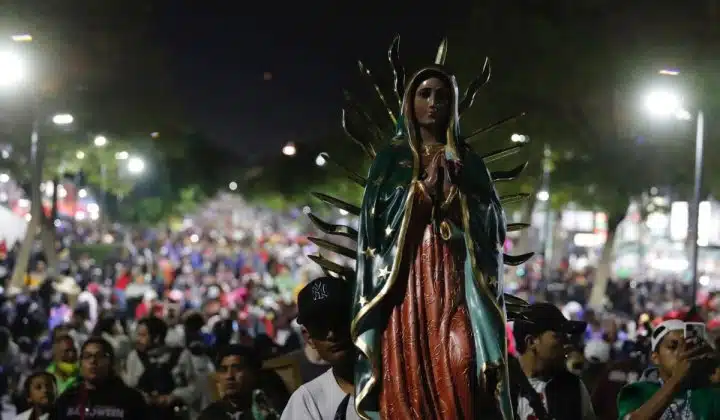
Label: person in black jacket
xmin=510 ymin=303 xmax=596 ymax=420
xmin=199 ymin=345 xmax=279 ymax=420
xmin=53 ymin=337 xmax=148 ymax=419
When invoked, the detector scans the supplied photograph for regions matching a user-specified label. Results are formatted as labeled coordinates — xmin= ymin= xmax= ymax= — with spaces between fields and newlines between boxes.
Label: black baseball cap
xmin=296 ymin=277 xmax=351 ymax=325
xmin=513 ymin=302 xmax=587 ymax=338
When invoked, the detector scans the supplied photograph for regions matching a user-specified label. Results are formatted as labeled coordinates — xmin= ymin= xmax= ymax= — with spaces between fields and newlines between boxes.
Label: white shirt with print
xmin=516 ymin=376 xmax=597 ymax=420
xmin=281 ymin=368 xmax=360 ymax=420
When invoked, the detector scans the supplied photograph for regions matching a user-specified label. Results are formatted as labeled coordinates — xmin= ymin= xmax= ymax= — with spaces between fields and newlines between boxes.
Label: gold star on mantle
xmin=377 ymin=266 xmax=391 ymax=279
xmin=385 ymin=226 xmax=394 ymax=237
xmin=363 ymin=247 xmax=376 ymax=258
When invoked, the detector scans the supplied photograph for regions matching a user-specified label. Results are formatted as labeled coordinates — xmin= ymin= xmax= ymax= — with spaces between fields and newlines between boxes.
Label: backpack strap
xmin=545 ymin=371 xmax=583 ymax=420
xmin=334 ymin=394 xmax=351 ymax=420
xmin=508 ymin=356 xmax=526 ymax=418
xmin=508 ymin=357 xmax=551 ymax=420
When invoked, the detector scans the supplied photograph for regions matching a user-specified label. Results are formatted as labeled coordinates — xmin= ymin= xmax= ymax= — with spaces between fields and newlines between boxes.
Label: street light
xmin=0 ymin=51 xmax=25 ymax=87
xmin=229 ymin=181 xmax=238 ymax=191
xmin=10 ymin=34 xmax=32 ymax=43
xmin=315 ymin=154 xmax=326 ymax=167
xmin=282 ymin=142 xmax=296 ymax=156
xmin=52 ymin=113 xmax=74 ymax=125
xmin=511 ymin=133 xmax=529 ymax=143
xmin=75 ymin=150 xmax=85 ymax=160
xmin=127 ymin=157 xmax=145 ymax=174
xmin=115 ymin=151 xmax=129 ymax=160
xmin=644 ymin=87 xmax=705 ymax=304
xmin=644 ymin=90 xmax=684 ymax=118
xmin=93 ymin=135 xmax=107 ymax=147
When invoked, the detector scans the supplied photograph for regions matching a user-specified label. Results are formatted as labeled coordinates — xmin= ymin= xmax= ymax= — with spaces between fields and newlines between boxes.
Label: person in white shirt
xmin=281 ymin=277 xmax=359 ymax=420
xmin=14 ymin=371 xmax=56 ymax=420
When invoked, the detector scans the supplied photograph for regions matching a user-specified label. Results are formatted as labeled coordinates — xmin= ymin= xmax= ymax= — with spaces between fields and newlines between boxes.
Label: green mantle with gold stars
xmin=350 ymin=138 xmax=513 ymax=419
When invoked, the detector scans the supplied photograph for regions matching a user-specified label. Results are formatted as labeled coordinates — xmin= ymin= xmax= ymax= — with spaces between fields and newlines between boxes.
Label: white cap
xmin=584 ymin=339 xmax=611 ymax=364
xmin=651 ymin=319 xmax=685 ymax=351
xmin=562 ymin=301 xmax=583 ymax=319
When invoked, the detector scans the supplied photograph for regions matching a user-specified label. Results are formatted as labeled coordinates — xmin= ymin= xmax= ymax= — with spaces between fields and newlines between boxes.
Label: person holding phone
xmin=617 ymin=319 xmax=720 ymax=419
xmin=683 ymin=322 xmax=706 ymax=348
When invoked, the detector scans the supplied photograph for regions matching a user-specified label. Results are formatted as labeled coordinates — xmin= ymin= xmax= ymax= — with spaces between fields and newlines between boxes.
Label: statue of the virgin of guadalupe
xmin=306 ymin=37 xmax=533 ymax=420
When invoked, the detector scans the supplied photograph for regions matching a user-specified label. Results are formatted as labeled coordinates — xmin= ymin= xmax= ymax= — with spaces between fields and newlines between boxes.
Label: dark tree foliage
xmin=1 ymin=0 xmax=244 ymax=219
xmin=117 ymin=131 xmax=243 ymax=224
xmin=2 ymin=0 xmax=182 ymax=134
xmin=241 ymin=1 xmax=720 ymax=225
xmin=448 ymin=1 xmax=720 ymax=215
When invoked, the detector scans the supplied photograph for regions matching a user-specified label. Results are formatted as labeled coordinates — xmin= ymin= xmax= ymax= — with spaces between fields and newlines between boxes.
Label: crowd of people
xmin=0 ymin=224 xmax=322 ymax=419
xmin=0 ymin=218 xmax=717 ymax=420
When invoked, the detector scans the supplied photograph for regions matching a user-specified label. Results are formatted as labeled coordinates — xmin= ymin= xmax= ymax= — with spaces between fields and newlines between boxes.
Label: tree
xmin=238 ymin=130 xmax=367 ymax=209
xmin=119 ymin=197 xmax=164 ymax=226
xmin=448 ymin=1 xmax=720 ymax=306
xmin=156 ymin=131 xmax=240 ymax=197
xmin=1 ymin=0 xmax=186 ymax=287
xmin=121 ymin=185 xmax=207 ymax=225
xmin=108 ymin=130 xmax=243 ymax=225
xmin=48 ymin=134 xmax=142 ymax=193
xmin=3 ymin=0 xmax=182 ymax=131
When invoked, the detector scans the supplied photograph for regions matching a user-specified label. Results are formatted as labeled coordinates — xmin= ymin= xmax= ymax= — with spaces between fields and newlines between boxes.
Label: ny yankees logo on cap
xmin=312 ymin=282 xmax=329 ymax=301
xmin=297 ymin=277 xmax=351 ymax=325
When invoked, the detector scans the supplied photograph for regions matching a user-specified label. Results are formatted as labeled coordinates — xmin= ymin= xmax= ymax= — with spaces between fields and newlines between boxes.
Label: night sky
xmin=155 ymin=1 xmax=466 ymax=157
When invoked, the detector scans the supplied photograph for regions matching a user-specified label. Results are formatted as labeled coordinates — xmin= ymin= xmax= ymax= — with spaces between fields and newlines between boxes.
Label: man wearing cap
xmin=281 ymin=277 xmax=359 ymax=420
xmin=617 ymin=319 xmax=720 ymax=419
xmin=510 ymin=302 xmax=596 ymax=420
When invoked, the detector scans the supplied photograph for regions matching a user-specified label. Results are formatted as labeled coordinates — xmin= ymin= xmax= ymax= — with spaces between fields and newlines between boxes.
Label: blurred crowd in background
xmin=0 ymin=196 xmax=716 ymax=419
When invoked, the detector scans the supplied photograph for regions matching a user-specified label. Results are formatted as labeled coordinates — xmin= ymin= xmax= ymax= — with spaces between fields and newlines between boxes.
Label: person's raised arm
xmin=621 ymin=343 xmax=708 ymax=420
xmin=621 ymin=375 xmax=681 ymax=420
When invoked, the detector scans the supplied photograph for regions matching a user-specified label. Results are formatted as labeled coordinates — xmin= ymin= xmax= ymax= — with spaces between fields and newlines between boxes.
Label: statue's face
xmin=413 ymin=76 xmax=450 ymax=130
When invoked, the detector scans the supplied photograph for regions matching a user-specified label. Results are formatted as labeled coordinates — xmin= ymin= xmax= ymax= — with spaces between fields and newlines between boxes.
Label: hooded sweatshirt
xmin=124 ymin=346 xmax=199 ymax=415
